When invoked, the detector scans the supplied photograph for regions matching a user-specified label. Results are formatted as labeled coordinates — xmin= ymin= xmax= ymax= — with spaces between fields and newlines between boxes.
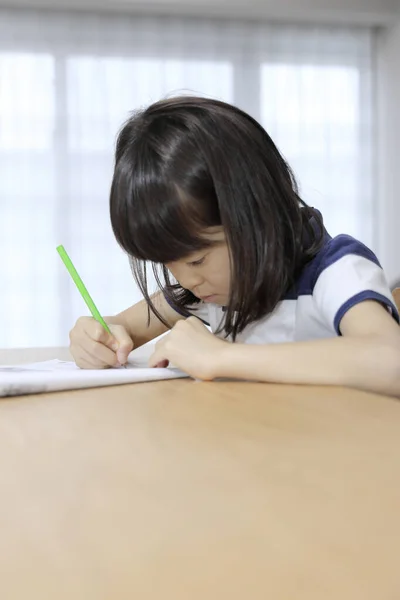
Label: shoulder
xmin=312 ymin=234 xmax=381 ymax=282
xmin=287 ymin=234 xmax=381 ymax=299
xmin=288 ymin=234 xmax=399 ymax=333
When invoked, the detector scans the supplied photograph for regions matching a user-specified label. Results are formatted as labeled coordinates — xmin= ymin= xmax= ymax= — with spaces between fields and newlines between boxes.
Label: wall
xmin=377 ymin=22 xmax=400 ymax=284
xmin=0 ymin=0 xmax=398 ymax=24
xmin=0 ymin=0 xmax=399 ymax=280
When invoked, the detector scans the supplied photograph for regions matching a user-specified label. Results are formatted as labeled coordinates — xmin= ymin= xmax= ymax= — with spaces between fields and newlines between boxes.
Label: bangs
xmin=110 ymin=155 xmax=220 ymax=264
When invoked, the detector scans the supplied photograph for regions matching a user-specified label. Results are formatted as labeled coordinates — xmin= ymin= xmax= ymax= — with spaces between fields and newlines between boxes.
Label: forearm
xmin=105 ymin=312 xmax=142 ymax=343
xmin=106 ymin=306 xmax=142 ymax=341
xmin=106 ymin=293 xmax=181 ymax=348
xmin=218 ymin=336 xmax=400 ymax=397
xmin=106 ymin=303 xmax=166 ymax=348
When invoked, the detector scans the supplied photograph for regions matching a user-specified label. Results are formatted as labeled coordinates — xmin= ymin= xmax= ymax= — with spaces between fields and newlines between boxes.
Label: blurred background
xmin=0 ymin=0 xmax=399 ymax=348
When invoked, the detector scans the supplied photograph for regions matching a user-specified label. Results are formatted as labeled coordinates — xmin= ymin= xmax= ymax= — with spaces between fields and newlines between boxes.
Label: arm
xmin=107 ymin=291 xmax=184 ymax=349
xmin=69 ymin=291 xmax=185 ymax=369
xmin=148 ymin=301 xmax=400 ymax=397
xmin=218 ymin=301 xmax=400 ymax=397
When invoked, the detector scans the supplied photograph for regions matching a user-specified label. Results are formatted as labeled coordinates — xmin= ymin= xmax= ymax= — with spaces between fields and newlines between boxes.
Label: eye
xmin=189 ymin=256 xmax=205 ymax=267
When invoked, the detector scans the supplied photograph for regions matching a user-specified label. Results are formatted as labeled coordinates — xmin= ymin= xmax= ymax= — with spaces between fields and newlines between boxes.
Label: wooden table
xmin=0 ymin=348 xmax=399 ymax=599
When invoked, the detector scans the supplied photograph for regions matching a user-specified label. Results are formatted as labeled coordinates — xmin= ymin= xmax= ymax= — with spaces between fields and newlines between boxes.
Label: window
xmin=0 ymin=10 xmax=374 ymax=347
xmin=261 ymin=64 xmax=370 ymax=241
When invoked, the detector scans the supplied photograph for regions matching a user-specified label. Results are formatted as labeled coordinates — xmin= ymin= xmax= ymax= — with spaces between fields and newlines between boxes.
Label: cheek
xmin=165 ymin=264 xmax=181 ymax=283
xmin=208 ymin=257 xmax=231 ymax=286
xmin=218 ymin=253 xmax=232 ymax=279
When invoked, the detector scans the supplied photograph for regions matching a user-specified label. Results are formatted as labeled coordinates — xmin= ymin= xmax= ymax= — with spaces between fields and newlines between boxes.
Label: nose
xmin=169 ymin=264 xmax=205 ymax=292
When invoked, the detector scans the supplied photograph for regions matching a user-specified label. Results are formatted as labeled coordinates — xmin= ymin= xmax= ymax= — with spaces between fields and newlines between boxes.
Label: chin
xmin=198 ymin=293 xmax=229 ymax=306
xmin=214 ymin=297 xmax=228 ymax=307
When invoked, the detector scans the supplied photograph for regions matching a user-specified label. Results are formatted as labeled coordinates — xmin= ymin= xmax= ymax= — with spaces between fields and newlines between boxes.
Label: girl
xmin=69 ymin=97 xmax=400 ymax=397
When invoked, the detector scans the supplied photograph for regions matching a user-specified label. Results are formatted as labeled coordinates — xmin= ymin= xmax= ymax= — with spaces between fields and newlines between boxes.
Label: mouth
xmin=199 ymin=294 xmax=218 ymax=302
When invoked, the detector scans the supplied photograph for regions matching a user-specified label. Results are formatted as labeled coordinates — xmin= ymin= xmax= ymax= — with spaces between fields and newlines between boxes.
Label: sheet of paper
xmin=0 ymin=359 xmax=188 ymax=397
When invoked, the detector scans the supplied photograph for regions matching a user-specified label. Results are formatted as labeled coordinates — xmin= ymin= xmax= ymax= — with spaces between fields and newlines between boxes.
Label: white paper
xmin=0 ymin=358 xmax=188 ymax=397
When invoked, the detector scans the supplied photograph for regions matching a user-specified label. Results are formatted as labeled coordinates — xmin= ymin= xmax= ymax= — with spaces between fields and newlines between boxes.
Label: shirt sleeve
xmin=312 ymin=248 xmax=399 ymax=334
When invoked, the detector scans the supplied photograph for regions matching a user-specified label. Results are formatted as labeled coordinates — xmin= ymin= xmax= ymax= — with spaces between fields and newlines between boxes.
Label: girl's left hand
xmin=148 ymin=317 xmax=227 ymax=380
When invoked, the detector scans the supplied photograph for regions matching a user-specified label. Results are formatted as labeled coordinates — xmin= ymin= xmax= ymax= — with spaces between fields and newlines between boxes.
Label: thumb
xmin=108 ymin=324 xmax=134 ymax=364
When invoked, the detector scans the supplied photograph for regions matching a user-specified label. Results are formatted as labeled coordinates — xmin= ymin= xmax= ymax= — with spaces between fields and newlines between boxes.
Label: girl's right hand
xmin=69 ymin=317 xmax=134 ymax=369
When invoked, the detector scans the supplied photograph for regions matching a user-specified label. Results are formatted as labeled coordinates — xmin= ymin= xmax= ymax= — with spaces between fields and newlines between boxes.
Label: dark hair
xmin=110 ymin=96 xmax=323 ymax=340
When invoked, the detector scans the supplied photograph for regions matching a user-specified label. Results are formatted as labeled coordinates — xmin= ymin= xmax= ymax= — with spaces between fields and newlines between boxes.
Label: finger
xmin=81 ymin=320 xmax=132 ymax=365
xmin=75 ymin=356 xmax=101 ymax=370
xmin=147 ymin=332 xmax=171 ymax=368
xmin=82 ymin=318 xmax=118 ymax=350
xmin=109 ymin=326 xmax=134 ymax=365
xmin=148 ymin=348 xmax=168 ymax=368
xmin=155 ymin=359 xmax=169 ymax=369
xmin=73 ymin=345 xmax=110 ymax=370
xmin=76 ymin=338 xmax=119 ymax=368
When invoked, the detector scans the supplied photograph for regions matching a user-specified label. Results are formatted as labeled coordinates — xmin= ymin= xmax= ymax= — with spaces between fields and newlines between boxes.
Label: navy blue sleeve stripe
xmin=285 ymin=235 xmax=383 ymax=300
xmin=333 ymin=290 xmax=400 ymax=334
xmin=163 ymin=293 xmax=210 ymax=326
xmin=315 ymin=235 xmax=381 ymax=278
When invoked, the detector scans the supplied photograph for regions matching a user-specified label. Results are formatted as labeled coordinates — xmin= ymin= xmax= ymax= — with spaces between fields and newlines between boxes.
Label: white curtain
xmin=0 ymin=9 xmax=375 ymax=348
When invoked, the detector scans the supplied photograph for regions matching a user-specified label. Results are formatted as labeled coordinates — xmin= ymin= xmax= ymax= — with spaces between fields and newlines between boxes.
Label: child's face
xmin=165 ymin=227 xmax=231 ymax=306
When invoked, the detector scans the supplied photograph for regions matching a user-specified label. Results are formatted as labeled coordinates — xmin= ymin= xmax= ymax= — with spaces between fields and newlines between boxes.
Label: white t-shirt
xmin=173 ymin=233 xmax=399 ymax=344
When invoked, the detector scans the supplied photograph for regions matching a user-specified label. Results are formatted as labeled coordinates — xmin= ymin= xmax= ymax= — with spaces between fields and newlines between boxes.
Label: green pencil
xmin=56 ymin=245 xmax=111 ymax=333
